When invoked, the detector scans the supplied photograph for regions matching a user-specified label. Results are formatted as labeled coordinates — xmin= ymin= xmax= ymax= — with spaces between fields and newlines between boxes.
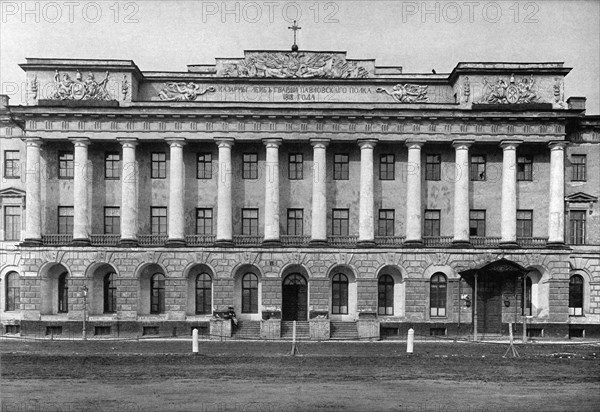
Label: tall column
xmin=310 ymin=139 xmax=330 ymax=246
xmin=23 ymin=137 xmax=43 ymax=246
xmin=452 ymin=140 xmax=473 ymax=247
xmin=165 ymin=138 xmax=186 ymax=247
xmin=70 ymin=137 xmax=91 ymax=246
xmin=118 ymin=138 xmax=138 ymax=246
xmin=405 ymin=140 xmax=424 ymax=246
xmin=358 ymin=139 xmax=377 ymax=246
xmin=547 ymin=141 xmax=568 ymax=247
xmin=500 ymin=140 xmax=522 ymax=247
xmin=263 ymin=138 xmax=282 ymax=246
xmin=216 ymin=138 xmax=234 ymax=246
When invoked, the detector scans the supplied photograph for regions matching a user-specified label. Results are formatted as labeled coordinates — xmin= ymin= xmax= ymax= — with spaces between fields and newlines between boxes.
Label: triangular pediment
xmin=565 ymin=192 xmax=598 ymax=203
xmin=0 ymin=187 xmax=26 ymax=198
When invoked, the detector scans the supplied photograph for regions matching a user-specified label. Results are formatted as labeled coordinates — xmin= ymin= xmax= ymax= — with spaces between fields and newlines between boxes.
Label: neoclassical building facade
xmin=0 ymin=50 xmax=599 ymax=339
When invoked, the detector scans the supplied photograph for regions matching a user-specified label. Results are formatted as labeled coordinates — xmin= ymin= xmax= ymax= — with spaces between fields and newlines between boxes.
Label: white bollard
xmin=192 ymin=328 xmax=199 ymax=354
xmin=407 ymin=328 xmax=414 ymax=354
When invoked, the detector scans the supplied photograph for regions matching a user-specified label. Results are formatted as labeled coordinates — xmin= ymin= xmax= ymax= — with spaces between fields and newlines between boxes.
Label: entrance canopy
xmin=459 ymin=258 xmax=527 ymax=280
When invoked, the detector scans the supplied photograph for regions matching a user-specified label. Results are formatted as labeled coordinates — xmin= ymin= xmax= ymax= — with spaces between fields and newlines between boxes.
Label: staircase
xmin=231 ymin=321 xmax=261 ymax=340
xmin=330 ymin=321 xmax=359 ymax=340
xmin=280 ymin=321 xmax=310 ymax=340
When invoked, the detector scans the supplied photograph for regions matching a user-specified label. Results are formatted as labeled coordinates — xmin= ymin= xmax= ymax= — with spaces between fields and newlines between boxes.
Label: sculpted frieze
xmin=217 ymin=52 xmax=370 ymax=79
xmin=51 ymin=70 xmax=113 ymax=101
xmin=478 ymin=74 xmax=537 ymax=104
xmin=376 ymin=84 xmax=429 ymax=103
xmin=158 ymin=82 xmax=216 ymax=101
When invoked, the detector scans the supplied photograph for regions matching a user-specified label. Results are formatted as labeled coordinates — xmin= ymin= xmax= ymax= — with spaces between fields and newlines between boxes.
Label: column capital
xmin=22 ymin=137 xmax=43 ymax=147
xmin=310 ymin=138 xmax=330 ymax=148
xmin=405 ymin=139 xmax=425 ymax=149
xmin=165 ymin=137 xmax=187 ymax=147
xmin=117 ymin=137 xmax=138 ymax=147
xmin=499 ymin=139 xmax=523 ymax=150
xmin=68 ymin=137 xmax=91 ymax=147
xmin=452 ymin=139 xmax=474 ymax=149
xmin=548 ymin=140 xmax=569 ymax=150
xmin=357 ymin=138 xmax=378 ymax=149
xmin=214 ymin=137 xmax=235 ymax=148
xmin=262 ymin=138 xmax=282 ymax=148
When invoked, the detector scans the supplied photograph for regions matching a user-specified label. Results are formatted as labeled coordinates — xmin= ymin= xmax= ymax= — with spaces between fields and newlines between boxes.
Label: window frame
xmin=104 ymin=152 xmax=121 ymax=180
xmin=151 ymin=207 xmax=168 ymax=236
xmin=378 ymin=209 xmax=395 ymax=237
xmin=3 ymin=150 xmax=20 ymax=179
xmin=58 ymin=151 xmax=74 ymax=180
xmin=568 ymin=275 xmax=584 ymax=316
xmin=379 ymin=154 xmax=395 ymax=181
xmin=241 ymin=273 xmax=259 ymax=314
xmin=197 ymin=152 xmax=213 ymax=180
xmin=151 ymin=152 xmax=167 ymax=179
xmin=516 ymin=210 xmax=533 ymax=238
xmin=469 ymin=210 xmax=486 ymax=237
xmin=242 ymin=153 xmax=259 ymax=180
xmin=5 ymin=272 xmax=20 ymax=312
xmin=58 ymin=272 xmax=69 ymax=313
xmin=517 ymin=155 xmax=533 ymax=181
xmin=104 ymin=207 xmax=121 ymax=235
xmin=424 ymin=209 xmax=441 ymax=237
xmin=195 ymin=273 xmax=212 ymax=315
xmin=331 ymin=273 xmax=349 ymax=315
xmin=241 ymin=208 xmax=259 ymax=236
xmin=286 ymin=208 xmax=304 ymax=236
xmin=103 ymin=272 xmax=117 ymax=314
xmin=425 ymin=154 xmax=441 ymax=181
xmin=377 ymin=274 xmax=394 ymax=316
xmin=3 ymin=205 xmax=21 ymax=241
xmin=569 ymin=210 xmax=586 ymax=245
xmin=332 ymin=209 xmax=350 ymax=236
xmin=333 ymin=154 xmax=349 ymax=180
xmin=195 ymin=208 xmax=213 ymax=235
xmin=150 ymin=273 xmax=166 ymax=314
xmin=571 ymin=155 xmax=587 ymax=182
xmin=57 ymin=206 xmax=74 ymax=235
xmin=430 ymin=273 xmax=447 ymax=317
xmin=288 ymin=153 xmax=304 ymax=180
xmin=470 ymin=155 xmax=486 ymax=181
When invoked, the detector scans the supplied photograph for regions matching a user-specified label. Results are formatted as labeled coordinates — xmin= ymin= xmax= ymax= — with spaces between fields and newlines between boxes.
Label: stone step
xmin=231 ymin=321 xmax=261 ymax=338
xmin=330 ymin=321 xmax=358 ymax=340
xmin=281 ymin=321 xmax=310 ymax=338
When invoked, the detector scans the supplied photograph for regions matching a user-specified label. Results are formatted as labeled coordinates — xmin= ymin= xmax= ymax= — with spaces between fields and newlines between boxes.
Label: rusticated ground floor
xmin=1 ymin=247 xmax=599 ymax=339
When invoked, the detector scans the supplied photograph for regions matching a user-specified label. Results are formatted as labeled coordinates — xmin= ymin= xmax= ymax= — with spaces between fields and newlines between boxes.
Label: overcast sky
xmin=1 ymin=0 xmax=598 ymax=113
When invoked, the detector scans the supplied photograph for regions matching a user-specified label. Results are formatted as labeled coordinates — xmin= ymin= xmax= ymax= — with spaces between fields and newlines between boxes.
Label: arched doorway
xmin=282 ymin=273 xmax=307 ymax=321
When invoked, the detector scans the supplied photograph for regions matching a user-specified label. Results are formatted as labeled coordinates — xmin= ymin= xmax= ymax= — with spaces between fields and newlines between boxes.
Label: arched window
xmin=332 ymin=273 xmax=348 ymax=315
xmin=378 ymin=275 xmax=394 ymax=316
xmin=195 ymin=273 xmax=212 ymax=315
xmin=150 ymin=273 xmax=166 ymax=314
xmin=569 ymin=275 xmax=584 ymax=316
xmin=242 ymin=273 xmax=258 ymax=313
xmin=103 ymin=273 xmax=117 ymax=313
xmin=58 ymin=272 xmax=68 ymax=313
xmin=430 ymin=273 xmax=447 ymax=317
xmin=5 ymin=272 xmax=20 ymax=311
xmin=523 ymin=276 xmax=532 ymax=316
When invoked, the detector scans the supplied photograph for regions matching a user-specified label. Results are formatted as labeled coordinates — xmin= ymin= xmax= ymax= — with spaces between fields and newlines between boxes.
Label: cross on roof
xmin=288 ymin=20 xmax=301 ymax=52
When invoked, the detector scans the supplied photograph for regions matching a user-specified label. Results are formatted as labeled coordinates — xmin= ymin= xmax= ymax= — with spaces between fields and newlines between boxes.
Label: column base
xmin=452 ymin=240 xmax=472 ymax=248
xmin=309 ymin=239 xmax=328 ymax=248
xmin=546 ymin=241 xmax=569 ymax=249
xmin=403 ymin=240 xmax=423 ymax=248
xmin=165 ymin=239 xmax=186 ymax=248
xmin=119 ymin=239 xmax=139 ymax=247
xmin=21 ymin=238 xmax=43 ymax=247
xmin=215 ymin=239 xmax=234 ymax=247
xmin=71 ymin=238 xmax=91 ymax=246
xmin=262 ymin=239 xmax=281 ymax=247
xmin=499 ymin=241 xmax=519 ymax=249
xmin=357 ymin=240 xmax=376 ymax=248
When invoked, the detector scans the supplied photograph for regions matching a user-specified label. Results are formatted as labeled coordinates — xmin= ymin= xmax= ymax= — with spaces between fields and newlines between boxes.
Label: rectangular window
xmin=151 ymin=207 xmax=167 ymax=235
xmin=379 ymin=154 xmax=395 ymax=180
xmin=333 ymin=154 xmax=349 ymax=180
xmin=197 ymin=153 xmax=212 ymax=179
xmin=332 ymin=209 xmax=349 ymax=236
xmin=424 ymin=210 xmax=441 ymax=237
xmin=470 ymin=155 xmax=486 ymax=181
xmin=288 ymin=153 xmax=303 ymax=180
xmin=517 ymin=210 xmax=533 ymax=238
xmin=104 ymin=207 xmax=120 ymax=235
xmin=4 ymin=150 xmax=20 ymax=178
xmin=469 ymin=210 xmax=486 ymax=237
xmin=58 ymin=152 xmax=74 ymax=179
xmin=425 ymin=154 xmax=441 ymax=181
xmin=569 ymin=211 xmax=586 ymax=245
xmin=378 ymin=209 xmax=395 ymax=236
xmin=151 ymin=152 xmax=167 ymax=179
xmin=287 ymin=209 xmax=304 ymax=236
xmin=517 ymin=155 xmax=533 ymax=181
xmin=196 ymin=208 xmax=213 ymax=235
xmin=242 ymin=208 xmax=259 ymax=235
xmin=571 ymin=155 xmax=587 ymax=182
xmin=58 ymin=206 xmax=74 ymax=234
xmin=242 ymin=153 xmax=258 ymax=179
xmin=105 ymin=152 xmax=120 ymax=179
xmin=4 ymin=206 xmax=21 ymax=241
